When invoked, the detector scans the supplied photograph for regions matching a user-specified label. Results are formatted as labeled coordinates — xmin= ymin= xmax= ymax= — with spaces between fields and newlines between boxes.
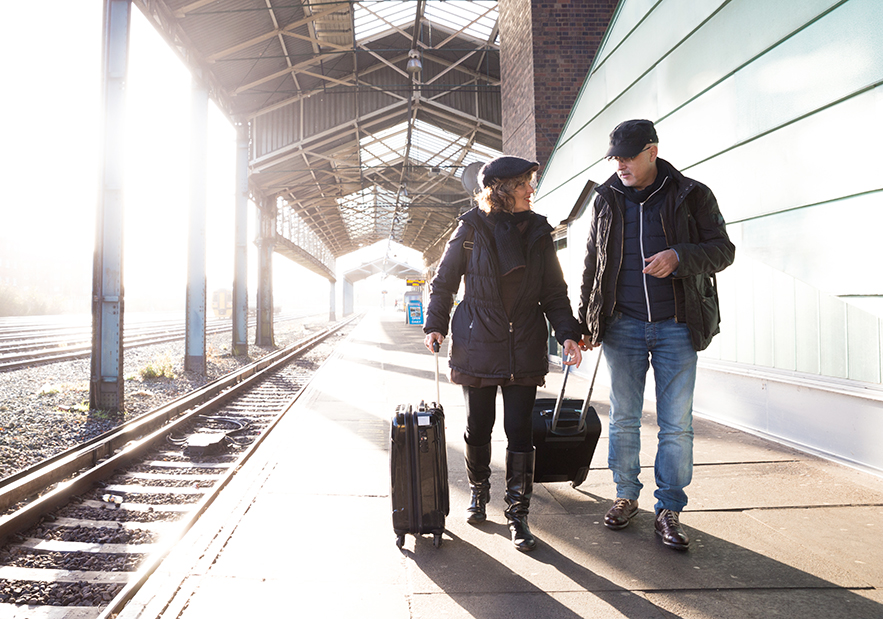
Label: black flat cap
xmin=605 ymin=119 xmax=659 ymax=158
xmin=478 ymin=156 xmax=539 ymax=188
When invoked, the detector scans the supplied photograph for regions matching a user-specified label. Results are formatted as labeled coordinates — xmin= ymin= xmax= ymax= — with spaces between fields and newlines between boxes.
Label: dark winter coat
xmin=578 ymin=159 xmax=736 ymax=351
xmin=424 ymin=207 xmax=581 ymax=381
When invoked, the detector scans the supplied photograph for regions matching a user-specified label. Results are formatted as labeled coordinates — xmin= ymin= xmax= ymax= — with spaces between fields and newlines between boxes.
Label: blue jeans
xmin=603 ymin=312 xmax=697 ymax=513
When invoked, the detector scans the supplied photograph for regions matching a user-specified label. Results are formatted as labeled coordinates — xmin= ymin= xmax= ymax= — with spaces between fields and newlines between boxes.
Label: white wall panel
xmin=819 ymin=294 xmax=848 ymax=379
xmin=593 ymin=0 xmax=659 ymax=69
xmin=794 ymin=279 xmax=820 ymax=375
xmin=695 ymin=364 xmax=883 ymax=474
xmin=847 ymin=306 xmax=881 ymax=383
xmin=772 ymin=270 xmax=797 ymax=371
xmin=544 ymin=0 xmax=883 ymax=472
xmin=688 ymin=91 xmax=882 ymax=223
xmin=752 ymin=263 xmax=775 ymax=367
xmin=740 ymin=193 xmax=883 ymax=300
xmin=733 ymin=259 xmax=756 ymax=365
xmin=658 ymin=0 xmax=845 ymax=122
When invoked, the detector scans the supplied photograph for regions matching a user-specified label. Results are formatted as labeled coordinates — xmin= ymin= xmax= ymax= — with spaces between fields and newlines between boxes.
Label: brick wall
xmin=499 ymin=0 xmax=537 ymax=160
xmin=499 ymin=0 xmax=618 ymax=169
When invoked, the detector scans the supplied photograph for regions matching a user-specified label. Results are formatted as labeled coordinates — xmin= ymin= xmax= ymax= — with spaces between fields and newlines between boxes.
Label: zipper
xmin=498 ymin=222 xmax=543 ymax=382
xmin=638 ymin=178 xmax=669 ymax=322
xmin=609 ymin=188 xmax=625 ymax=309
xmin=509 ymin=321 xmax=515 ymax=381
xmin=639 ymin=201 xmax=652 ymax=321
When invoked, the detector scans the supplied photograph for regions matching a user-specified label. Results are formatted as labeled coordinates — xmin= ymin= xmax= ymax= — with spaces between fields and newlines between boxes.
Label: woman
xmin=423 ymin=155 xmax=582 ymax=552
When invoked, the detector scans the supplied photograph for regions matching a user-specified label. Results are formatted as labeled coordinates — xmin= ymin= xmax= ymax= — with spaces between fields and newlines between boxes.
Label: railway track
xmin=0 ymin=313 xmax=318 ymax=372
xmin=0 ymin=313 xmax=360 ymax=618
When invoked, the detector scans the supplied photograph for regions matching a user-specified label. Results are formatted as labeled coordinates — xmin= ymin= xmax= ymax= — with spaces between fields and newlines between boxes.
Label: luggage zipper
xmin=408 ymin=408 xmax=423 ymax=534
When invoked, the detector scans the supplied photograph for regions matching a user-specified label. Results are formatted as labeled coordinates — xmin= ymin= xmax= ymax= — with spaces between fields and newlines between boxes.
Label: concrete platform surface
xmin=118 ymin=309 xmax=883 ymax=619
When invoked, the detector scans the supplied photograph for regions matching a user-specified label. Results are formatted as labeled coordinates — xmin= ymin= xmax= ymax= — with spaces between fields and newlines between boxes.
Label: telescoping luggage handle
xmin=432 ymin=340 xmax=441 ymax=406
xmin=551 ymin=346 xmax=603 ymax=434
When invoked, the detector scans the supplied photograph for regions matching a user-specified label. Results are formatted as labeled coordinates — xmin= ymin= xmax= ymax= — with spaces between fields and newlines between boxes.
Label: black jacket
xmin=424 ymin=207 xmax=581 ymax=381
xmin=578 ymin=159 xmax=736 ymax=351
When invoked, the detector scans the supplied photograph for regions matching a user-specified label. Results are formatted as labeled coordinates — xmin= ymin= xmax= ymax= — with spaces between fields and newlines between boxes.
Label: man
xmin=578 ymin=119 xmax=735 ymax=550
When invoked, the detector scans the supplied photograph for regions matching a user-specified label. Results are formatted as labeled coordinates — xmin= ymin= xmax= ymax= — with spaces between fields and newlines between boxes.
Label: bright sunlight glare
xmin=0 ymin=1 xmax=331 ymax=317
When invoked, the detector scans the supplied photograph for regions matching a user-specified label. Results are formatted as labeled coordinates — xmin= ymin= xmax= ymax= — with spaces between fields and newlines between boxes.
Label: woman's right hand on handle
xmin=424 ymin=332 xmax=444 ymax=352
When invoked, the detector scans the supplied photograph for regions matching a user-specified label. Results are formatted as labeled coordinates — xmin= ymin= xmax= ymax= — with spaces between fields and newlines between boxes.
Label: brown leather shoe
xmin=655 ymin=509 xmax=689 ymax=550
xmin=604 ymin=498 xmax=638 ymax=530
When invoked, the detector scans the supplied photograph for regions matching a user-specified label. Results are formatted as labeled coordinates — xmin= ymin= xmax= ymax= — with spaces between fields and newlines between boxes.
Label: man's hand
xmin=643 ymin=249 xmax=679 ymax=278
xmin=578 ymin=338 xmax=598 ymax=351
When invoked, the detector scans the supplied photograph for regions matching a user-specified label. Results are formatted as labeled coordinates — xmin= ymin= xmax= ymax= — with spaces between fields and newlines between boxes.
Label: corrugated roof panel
xmin=302 ymin=90 xmax=359 ymax=138
xmin=178 ymin=0 xmax=282 ymax=58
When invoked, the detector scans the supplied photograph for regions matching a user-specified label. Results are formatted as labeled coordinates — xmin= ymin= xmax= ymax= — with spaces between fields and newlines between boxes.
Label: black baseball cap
xmin=605 ymin=119 xmax=658 ymax=158
xmin=478 ymin=156 xmax=539 ymax=188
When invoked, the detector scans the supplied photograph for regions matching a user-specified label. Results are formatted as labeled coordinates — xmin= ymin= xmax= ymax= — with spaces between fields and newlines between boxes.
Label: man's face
xmin=611 ymin=144 xmax=657 ymax=190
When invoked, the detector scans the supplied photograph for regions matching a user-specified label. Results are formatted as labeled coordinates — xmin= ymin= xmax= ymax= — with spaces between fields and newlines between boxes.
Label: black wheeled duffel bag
xmin=532 ymin=350 xmax=603 ymax=488
xmin=390 ymin=342 xmax=449 ymax=548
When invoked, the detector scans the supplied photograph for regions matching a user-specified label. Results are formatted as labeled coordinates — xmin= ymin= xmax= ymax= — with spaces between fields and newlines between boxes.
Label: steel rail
xmin=0 ymin=320 xmax=227 ymax=350
xmin=0 ymin=313 xmax=359 ymax=538
xmin=0 ymin=313 xmax=319 ymax=371
xmin=0 ymin=324 xmax=235 ymax=366
xmin=94 ymin=330 xmax=353 ymax=619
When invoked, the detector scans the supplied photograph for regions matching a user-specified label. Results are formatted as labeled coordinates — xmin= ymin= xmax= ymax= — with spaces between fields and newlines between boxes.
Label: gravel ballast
xmin=0 ymin=315 xmax=343 ymax=480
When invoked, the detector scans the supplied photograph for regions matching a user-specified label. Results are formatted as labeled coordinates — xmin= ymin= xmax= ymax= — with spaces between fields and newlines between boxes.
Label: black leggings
xmin=463 ymin=384 xmax=537 ymax=453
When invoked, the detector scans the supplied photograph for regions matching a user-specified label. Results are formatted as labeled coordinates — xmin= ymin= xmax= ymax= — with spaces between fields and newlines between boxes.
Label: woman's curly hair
xmin=475 ymin=170 xmax=535 ymax=214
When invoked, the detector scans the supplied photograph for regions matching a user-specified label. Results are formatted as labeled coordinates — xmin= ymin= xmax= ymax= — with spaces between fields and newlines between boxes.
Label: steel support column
xmin=329 ymin=280 xmax=337 ymax=321
xmin=343 ymin=278 xmax=354 ymax=316
xmin=255 ymin=200 xmax=275 ymax=347
xmin=90 ymin=0 xmax=131 ymax=413
xmin=184 ymin=79 xmax=208 ymax=373
xmin=232 ymin=122 xmax=249 ymax=356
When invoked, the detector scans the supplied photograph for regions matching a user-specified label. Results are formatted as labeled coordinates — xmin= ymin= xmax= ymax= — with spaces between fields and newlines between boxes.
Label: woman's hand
xmin=562 ymin=339 xmax=582 ymax=367
xmin=424 ymin=332 xmax=444 ymax=352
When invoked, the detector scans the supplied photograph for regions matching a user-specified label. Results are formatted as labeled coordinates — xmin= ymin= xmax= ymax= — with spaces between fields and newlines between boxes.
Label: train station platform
xmin=119 ymin=309 xmax=883 ymax=619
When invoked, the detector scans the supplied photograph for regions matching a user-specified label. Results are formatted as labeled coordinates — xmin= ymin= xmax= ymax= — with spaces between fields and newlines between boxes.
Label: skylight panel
xmin=354 ymin=1 xmax=416 ymax=42
xmin=355 ymin=1 xmax=499 ymax=45
xmin=339 ymin=185 xmax=400 ymax=209
xmin=424 ymin=1 xmax=498 ymax=44
xmin=359 ymin=118 xmax=501 ymax=178
xmin=338 ymin=185 xmax=405 ymax=239
xmin=360 ymin=123 xmax=410 ymax=167
xmin=408 ymin=119 xmax=501 ymax=174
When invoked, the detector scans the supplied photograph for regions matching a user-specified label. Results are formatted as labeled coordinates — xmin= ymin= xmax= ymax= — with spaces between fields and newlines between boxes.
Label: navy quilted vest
xmin=615 ymin=186 xmax=676 ymax=322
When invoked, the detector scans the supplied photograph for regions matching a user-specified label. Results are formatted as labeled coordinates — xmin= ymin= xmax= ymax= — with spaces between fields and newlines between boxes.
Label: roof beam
xmin=252 ymin=100 xmax=409 ymax=169
xmin=173 ymin=0 xmax=216 ymax=18
xmin=204 ymin=6 xmax=343 ymax=62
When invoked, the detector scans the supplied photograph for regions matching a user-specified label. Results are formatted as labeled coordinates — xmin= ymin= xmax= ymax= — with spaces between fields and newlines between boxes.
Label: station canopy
xmin=139 ymin=0 xmax=502 ymax=265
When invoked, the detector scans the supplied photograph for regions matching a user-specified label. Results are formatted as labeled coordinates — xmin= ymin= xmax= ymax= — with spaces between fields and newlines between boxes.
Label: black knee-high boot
xmin=504 ymin=449 xmax=537 ymax=552
xmin=464 ymin=440 xmax=491 ymax=524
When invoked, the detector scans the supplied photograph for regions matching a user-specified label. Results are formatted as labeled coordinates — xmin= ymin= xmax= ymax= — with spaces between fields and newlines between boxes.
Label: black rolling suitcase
xmin=390 ymin=342 xmax=449 ymax=548
xmin=532 ymin=349 xmax=603 ymax=488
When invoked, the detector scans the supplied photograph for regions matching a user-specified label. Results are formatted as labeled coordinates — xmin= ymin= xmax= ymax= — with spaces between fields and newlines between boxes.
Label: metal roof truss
xmin=135 ymin=0 xmax=502 ymax=269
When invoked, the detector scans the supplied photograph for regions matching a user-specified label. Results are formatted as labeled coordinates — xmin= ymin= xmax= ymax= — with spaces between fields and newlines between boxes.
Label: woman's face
xmin=511 ymin=177 xmax=535 ymax=212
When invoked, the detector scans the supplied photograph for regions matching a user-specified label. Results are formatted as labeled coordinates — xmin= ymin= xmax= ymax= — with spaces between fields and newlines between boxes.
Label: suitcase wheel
xmin=433 ymin=533 xmax=443 ymax=549
xmin=396 ymin=534 xmax=405 ymax=549
xmin=571 ymin=466 xmax=589 ymax=488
